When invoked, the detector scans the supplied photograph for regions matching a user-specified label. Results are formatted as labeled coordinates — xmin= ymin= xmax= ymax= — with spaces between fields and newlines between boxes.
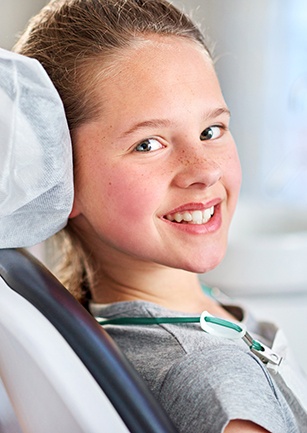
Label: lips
xmin=165 ymin=205 xmax=215 ymax=225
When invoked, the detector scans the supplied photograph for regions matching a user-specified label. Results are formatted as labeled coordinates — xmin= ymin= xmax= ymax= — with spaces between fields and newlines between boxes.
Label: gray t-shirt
xmin=91 ymin=300 xmax=307 ymax=432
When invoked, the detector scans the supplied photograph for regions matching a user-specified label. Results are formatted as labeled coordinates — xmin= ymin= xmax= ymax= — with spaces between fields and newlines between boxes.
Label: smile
xmin=165 ymin=206 xmax=215 ymax=225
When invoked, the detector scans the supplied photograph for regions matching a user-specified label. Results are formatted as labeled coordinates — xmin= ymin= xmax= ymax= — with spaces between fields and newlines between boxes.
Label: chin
xmin=185 ymin=248 xmax=227 ymax=275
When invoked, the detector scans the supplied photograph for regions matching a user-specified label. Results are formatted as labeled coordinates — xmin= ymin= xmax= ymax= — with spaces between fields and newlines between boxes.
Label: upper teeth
xmin=166 ymin=206 xmax=214 ymax=224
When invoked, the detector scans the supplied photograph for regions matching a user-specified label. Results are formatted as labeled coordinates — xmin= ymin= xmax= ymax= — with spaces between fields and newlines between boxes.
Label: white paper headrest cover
xmin=0 ymin=48 xmax=73 ymax=248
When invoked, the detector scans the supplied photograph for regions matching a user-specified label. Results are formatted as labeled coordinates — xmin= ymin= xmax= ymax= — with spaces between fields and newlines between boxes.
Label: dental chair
xmin=0 ymin=247 xmax=177 ymax=433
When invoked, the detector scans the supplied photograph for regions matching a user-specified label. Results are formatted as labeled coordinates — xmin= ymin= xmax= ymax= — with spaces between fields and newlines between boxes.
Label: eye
xmin=134 ymin=138 xmax=163 ymax=152
xmin=200 ymin=126 xmax=222 ymax=141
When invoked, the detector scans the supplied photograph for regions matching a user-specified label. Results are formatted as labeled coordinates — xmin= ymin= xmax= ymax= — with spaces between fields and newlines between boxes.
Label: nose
xmin=172 ymin=149 xmax=222 ymax=189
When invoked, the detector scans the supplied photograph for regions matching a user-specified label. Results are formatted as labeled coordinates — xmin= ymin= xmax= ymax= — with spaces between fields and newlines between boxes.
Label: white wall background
xmin=0 ymin=0 xmax=48 ymax=49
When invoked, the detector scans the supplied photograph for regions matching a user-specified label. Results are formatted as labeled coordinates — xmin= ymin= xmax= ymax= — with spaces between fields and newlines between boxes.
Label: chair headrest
xmin=0 ymin=48 xmax=73 ymax=248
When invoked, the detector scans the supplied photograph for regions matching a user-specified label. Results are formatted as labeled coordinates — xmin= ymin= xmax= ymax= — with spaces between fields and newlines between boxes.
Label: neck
xmin=91 ymin=261 xmax=232 ymax=318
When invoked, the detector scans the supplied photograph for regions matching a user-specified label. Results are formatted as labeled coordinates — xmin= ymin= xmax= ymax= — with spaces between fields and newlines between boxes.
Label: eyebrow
xmin=122 ymin=107 xmax=231 ymax=137
xmin=122 ymin=119 xmax=172 ymax=137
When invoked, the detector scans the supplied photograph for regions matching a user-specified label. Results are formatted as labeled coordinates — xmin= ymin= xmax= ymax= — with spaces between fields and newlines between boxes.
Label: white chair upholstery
xmin=0 ymin=376 xmax=23 ymax=433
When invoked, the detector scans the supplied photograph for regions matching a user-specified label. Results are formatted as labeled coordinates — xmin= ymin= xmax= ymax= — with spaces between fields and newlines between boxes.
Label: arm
xmin=225 ymin=420 xmax=269 ymax=433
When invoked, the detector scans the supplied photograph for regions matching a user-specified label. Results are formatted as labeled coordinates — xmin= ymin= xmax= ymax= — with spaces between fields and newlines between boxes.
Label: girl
xmin=14 ymin=1 xmax=307 ymax=431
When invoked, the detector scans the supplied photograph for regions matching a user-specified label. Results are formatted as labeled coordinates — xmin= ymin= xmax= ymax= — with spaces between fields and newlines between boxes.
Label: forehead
xmin=92 ymin=36 xmax=222 ymax=113
xmin=110 ymin=35 xmax=212 ymax=82
xmin=100 ymin=34 xmax=211 ymax=75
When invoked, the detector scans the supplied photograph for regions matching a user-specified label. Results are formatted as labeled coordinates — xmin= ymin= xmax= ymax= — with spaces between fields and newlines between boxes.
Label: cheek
xmin=228 ymin=153 xmax=241 ymax=185
xmin=225 ymin=148 xmax=242 ymax=210
xmin=105 ymin=168 xmax=162 ymax=221
xmin=232 ymin=151 xmax=242 ymax=191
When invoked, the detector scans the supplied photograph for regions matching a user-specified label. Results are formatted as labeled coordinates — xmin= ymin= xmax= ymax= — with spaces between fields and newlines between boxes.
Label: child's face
xmin=70 ymin=36 xmax=241 ymax=274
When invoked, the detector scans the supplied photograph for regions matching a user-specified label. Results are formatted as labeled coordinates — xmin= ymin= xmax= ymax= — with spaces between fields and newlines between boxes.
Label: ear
xmin=69 ymin=198 xmax=81 ymax=219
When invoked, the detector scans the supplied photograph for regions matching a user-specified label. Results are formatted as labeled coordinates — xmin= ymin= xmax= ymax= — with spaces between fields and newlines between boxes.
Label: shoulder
xmin=158 ymin=347 xmax=298 ymax=433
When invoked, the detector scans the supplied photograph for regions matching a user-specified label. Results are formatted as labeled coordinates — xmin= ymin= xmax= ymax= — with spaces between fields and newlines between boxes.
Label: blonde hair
xmin=14 ymin=0 xmax=211 ymax=305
